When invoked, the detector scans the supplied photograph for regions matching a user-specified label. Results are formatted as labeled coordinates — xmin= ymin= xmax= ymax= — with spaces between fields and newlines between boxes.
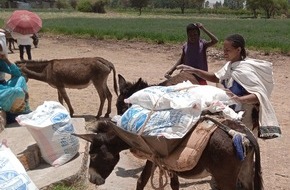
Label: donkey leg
xmin=238 ymin=151 xmax=255 ymax=190
xmin=57 ymin=88 xmax=74 ymax=116
xmin=8 ymin=40 xmax=13 ymax=53
xmin=57 ymin=90 xmax=64 ymax=104
xmin=169 ymin=173 xmax=179 ymax=190
xmin=93 ymin=82 xmax=106 ymax=118
xmin=136 ymin=160 xmax=154 ymax=190
xmin=104 ymin=85 xmax=112 ymax=118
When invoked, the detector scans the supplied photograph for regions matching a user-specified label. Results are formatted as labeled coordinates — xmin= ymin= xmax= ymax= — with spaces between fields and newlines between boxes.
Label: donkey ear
xmin=72 ymin=133 xmax=97 ymax=143
xmin=118 ymin=74 xmax=127 ymax=91
xmin=136 ymin=78 xmax=146 ymax=88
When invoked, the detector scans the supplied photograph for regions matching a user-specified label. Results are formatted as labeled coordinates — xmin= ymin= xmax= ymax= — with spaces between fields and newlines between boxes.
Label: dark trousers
xmin=19 ymin=45 xmax=32 ymax=60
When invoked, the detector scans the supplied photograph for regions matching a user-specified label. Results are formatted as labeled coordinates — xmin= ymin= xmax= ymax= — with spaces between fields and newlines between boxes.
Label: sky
xmin=208 ymin=0 xmax=224 ymax=3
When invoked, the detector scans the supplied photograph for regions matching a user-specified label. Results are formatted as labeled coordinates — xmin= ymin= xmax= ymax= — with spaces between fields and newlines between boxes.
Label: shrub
xmin=70 ymin=0 xmax=77 ymax=9
xmin=77 ymin=0 xmax=108 ymax=13
xmin=56 ymin=0 xmax=68 ymax=10
xmin=77 ymin=0 xmax=93 ymax=12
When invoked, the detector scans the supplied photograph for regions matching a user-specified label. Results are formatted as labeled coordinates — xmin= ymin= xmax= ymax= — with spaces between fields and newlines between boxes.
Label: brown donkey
xmin=74 ymin=73 xmax=262 ymax=190
xmin=16 ymin=57 xmax=118 ymax=118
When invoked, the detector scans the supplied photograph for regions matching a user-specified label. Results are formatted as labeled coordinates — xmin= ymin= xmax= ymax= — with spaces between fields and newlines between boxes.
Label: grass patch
xmin=1 ymin=10 xmax=290 ymax=54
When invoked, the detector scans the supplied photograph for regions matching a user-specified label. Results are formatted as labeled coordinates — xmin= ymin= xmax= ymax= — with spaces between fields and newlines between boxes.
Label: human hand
xmin=225 ymin=89 xmax=241 ymax=103
xmin=176 ymin=64 xmax=196 ymax=73
xmin=164 ymin=73 xmax=171 ymax=79
xmin=0 ymin=53 xmax=5 ymax=60
xmin=0 ymin=54 xmax=12 ymax=65
xmin=195 ymin=22 xmax=204 ymax=29
xmin=0 ymin=54 xmax=9 ymax=62
xmin=164 ymin=71 xmax=173 ymax=79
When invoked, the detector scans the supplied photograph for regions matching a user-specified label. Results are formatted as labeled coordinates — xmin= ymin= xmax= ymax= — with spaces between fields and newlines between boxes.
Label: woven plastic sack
xmin=124 ymin=81 xmax=236 ymax=111
xmin=16 ymin=101 xmax=79 ymax=167
xmin=0 ymin=140 xmax=38 ymax=189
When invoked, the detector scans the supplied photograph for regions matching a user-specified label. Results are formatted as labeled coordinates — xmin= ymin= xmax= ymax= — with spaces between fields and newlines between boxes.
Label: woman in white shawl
xmin=177 ymin=34 xmax=281 ymax=139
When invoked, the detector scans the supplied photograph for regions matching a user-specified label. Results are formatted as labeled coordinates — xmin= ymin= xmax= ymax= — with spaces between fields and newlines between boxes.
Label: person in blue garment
xmin=177 ymin=33 xmax=281 ymax=139
xmin=0 ymin=32 xmax=31 ymax=124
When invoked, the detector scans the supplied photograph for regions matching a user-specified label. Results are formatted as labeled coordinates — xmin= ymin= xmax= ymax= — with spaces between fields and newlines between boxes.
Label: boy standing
xmin=165 ymin=23 xmax=218 ymax=85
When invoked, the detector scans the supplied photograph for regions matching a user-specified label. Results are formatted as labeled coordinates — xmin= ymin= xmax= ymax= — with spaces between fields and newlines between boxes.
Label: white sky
xmin=208 ymin=0 xmax=224 ymax=3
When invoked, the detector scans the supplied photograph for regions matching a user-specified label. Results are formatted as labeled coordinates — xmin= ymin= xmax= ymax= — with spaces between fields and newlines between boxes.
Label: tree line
xmin=1 ymin=0 xmax=289 ymax=18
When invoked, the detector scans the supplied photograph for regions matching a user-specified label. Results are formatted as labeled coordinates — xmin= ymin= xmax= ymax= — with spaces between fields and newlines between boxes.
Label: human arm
xmin=164 ymin=58 xmax=182 ymax=78
xmin=0 ymin=54 xmax=22 ymax=77
xmin=176 ymin=64 xmax=219 ymax=83
xmin=225 ymin=89 xmax=259 ymax=104
xmin=196 ymin=23 xmax=218 ymax=47
xmin=164 ymin=50 xmax=185 ymax=78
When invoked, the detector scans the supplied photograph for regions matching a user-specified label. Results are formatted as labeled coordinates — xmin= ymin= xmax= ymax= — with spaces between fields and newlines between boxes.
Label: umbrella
xmin=6 ymin=10 xmax=42 ymax=35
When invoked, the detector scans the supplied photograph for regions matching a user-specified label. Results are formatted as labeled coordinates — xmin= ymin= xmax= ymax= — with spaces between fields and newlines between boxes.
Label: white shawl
xmin=215 ymin=58 xmax=281 ymax=137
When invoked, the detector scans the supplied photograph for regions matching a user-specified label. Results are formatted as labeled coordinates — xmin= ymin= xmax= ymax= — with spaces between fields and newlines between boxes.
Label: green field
xmin=1 ymin=10 xmax=290 ymax=54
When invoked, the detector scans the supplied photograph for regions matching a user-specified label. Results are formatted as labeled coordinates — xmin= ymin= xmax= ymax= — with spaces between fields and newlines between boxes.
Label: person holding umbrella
xmin=11 ymin=32 xmax=33 ymax=60
xmin=6 ymin=10 xmax=42 ymax=61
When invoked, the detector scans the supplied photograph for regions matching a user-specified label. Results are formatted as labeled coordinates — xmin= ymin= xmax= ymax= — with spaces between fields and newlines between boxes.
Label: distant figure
xmin=32 ymin=33 xmax=39 ymax=48
xmin=164 ymin=22 xmax=218 ymax=85
xmin=11 ymin=32 xmax=33 ymax=60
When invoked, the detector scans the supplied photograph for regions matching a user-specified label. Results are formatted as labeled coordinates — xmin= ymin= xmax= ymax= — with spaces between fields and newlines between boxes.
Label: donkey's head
xmin=116 ymin=74 xmax=149 ymax=115
xmin=15 ymin=60 xmax=51 ymax=81
xmin=73 ymin=121 xmax=130 ymax=185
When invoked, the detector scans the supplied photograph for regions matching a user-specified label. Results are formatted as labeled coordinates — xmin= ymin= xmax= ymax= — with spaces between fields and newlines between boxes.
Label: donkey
xmin=116 ymin=71 xmax=199 ymax=115
xmin=74 ymin=73 xmax=262 ymax=189
xmin=16 ymin=57 xmax=118 ymax=118
xmin=74 ymin=118 xmax=262 ymax=190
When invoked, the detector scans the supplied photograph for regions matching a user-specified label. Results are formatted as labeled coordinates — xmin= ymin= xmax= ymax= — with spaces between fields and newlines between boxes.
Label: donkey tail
xmin=111 ymin=64 xmax=118 ymax=96
xmin=99 ymin=57 xmax=118 ymax=96
xmin=245 ymin=129 xmax=264 ymax=190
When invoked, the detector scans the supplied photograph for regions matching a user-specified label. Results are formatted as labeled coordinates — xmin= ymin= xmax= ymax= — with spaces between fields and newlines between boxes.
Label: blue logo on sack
xmin=51 ymin=113 xmax=69 ymax=124
xmin=0 ymin=171 xmax=29 ymax=190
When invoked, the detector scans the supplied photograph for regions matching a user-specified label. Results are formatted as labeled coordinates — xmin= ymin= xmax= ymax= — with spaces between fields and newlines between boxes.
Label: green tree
xmin=246 ymin=0 xmax=260 ymax=17
xmin=172 ymin=0 xmax=193 ymax=14
xmin=193 ymin=0 xmax=205 ymax=10
xmin=130 ymin=0 xmax=150 ymax=15
xmin=56 ymin=0 xmax=68 ymax=9
xmin=92 ymin=0 xmax=109 ymax=13
xmin=223 ymin=0 xmax=245 ymax=9
xmin=259 ymin=0 xmax=288 ymax=18
xmin=77 ymin=0 xmax=93 ymax=12
xmin=204 ymin=0 xmax=209 ymax=8
xmin=214 ymin=1 xmax=222 ymax=8
xmin=70 ymin=0 xmax=78 ymax=9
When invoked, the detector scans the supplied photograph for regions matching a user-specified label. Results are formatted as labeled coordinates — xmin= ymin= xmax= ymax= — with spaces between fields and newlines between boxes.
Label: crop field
xmin=1 ymin=10 xmax=290 ymax=53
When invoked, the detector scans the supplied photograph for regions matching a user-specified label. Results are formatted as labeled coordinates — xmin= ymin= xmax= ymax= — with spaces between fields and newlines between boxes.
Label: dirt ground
xmin=7 ymin=34 xmax=290 ymax=190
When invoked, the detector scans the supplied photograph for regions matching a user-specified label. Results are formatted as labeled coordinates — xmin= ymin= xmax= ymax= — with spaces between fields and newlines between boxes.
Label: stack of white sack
xmin=115 ymin=81 xmax=243 ymax=139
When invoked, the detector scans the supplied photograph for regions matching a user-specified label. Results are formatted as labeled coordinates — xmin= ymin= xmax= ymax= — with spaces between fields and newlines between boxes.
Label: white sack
xmin=124 ymin=81 xmax=236 ymax=110
xmin=16 ymin=101 xmax=79 ymax=167
xmin=0 ymin=141 xmax=38 ymax=190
